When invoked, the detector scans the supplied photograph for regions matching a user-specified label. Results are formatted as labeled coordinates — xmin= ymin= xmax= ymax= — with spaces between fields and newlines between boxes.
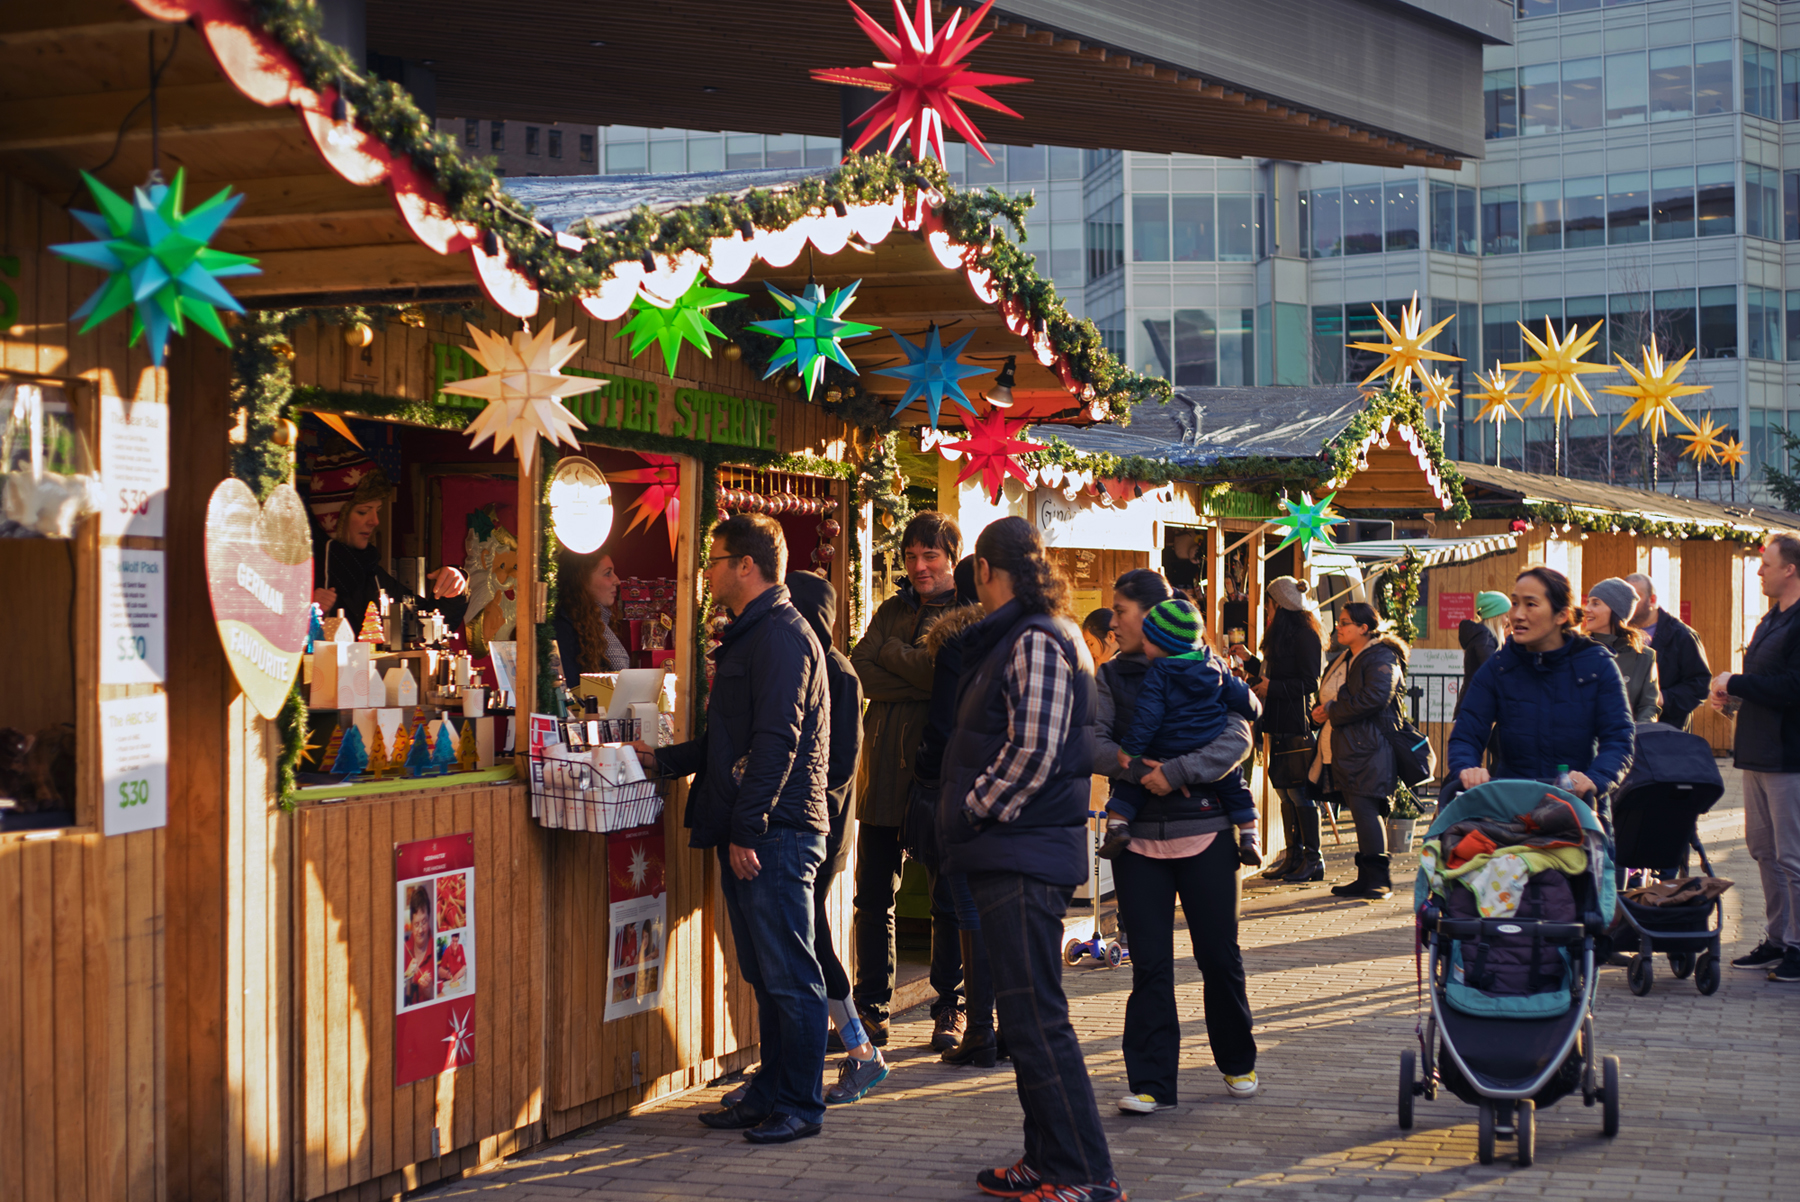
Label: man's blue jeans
xmin=717 ymin=827 xmax=829 ymax=1124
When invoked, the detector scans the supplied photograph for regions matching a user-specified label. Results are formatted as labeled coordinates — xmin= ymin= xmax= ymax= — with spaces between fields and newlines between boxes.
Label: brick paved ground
xmin=422 ymin=770 xmax=1800 ymax=1202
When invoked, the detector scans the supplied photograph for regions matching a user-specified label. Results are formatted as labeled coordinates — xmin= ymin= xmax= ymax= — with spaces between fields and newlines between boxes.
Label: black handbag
xmin=1266 ymin=732 xmax=1318 ymax=789
xmin=901 ymin=779 xmax=941 ymax=871
xmin=1386 ymin=702 xmax=1435 ymax=788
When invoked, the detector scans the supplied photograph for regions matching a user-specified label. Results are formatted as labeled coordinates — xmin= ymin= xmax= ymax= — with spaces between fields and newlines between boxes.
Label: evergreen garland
xmin=242 ymin=0 xmax=1163 ymax=422
xmin=1478 ymin=502 xmax=1769 ymax=547
xmin=1375 ymin=549 xmax=1426 ymax=642
xmin=858 ymin=430 xmax=915 ymax=563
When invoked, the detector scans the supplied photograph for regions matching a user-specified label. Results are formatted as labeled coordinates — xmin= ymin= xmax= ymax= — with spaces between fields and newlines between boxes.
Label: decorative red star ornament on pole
xmin=812 ymin=0 xmax=1031 ymax=164
xmin=941 ymin=408 xmax=1045 ymax=503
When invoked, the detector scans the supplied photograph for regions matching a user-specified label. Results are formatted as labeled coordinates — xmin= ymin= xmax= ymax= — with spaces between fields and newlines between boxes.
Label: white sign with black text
xmin=100 ymin=547 xmax=166 ymax=685
xmin=100 ymin=693 xmax=168 ymax=835
xmin=98 ymin=395 xmax=168 ymax=537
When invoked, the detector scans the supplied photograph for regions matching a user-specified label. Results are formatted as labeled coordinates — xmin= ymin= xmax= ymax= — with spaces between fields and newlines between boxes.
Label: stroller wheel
xmin=1668 ymin=950 xmax=1696 ymax=980
xmin=1398 ymin=1051 xmax=1415 ymax=1130
xmin=1696 ymin=952 xmax=1721 ymax=996
xmin=1515 ymin=1099 xmax=1535 ymax=1168
xmin=1601 ymin=1056 xmax=1621 ymax=1137
xmin=1476 ymin=1101 xmax=1496 ymax=1165
xmin=1063 ymin=939 xmax=1085 ymax=967
xmin=1627 ymin=953 xmax=1654 ymax=996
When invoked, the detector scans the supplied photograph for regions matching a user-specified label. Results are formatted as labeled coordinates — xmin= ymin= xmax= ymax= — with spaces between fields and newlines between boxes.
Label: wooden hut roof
xmin=1455 ymin=461 xmax=1800 ymax=538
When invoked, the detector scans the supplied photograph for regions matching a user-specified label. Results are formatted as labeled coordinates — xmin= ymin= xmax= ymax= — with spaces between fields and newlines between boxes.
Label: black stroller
xmin=1402 ymin=781 xmax=1620 ymax=1167
xmin=1610 ymin=722 xmax=1727 ymax=997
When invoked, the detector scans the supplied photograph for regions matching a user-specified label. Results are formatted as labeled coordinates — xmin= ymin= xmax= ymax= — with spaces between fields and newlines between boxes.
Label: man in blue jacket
xmin=1712 ymin=534 xmax=1800 ymax=982
xmin=650 ymin=514 xmax=831 ymax=1143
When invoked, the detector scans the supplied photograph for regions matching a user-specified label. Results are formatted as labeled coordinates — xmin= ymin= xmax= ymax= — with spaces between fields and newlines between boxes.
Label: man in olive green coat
xmin=851 ymin=511 xmax=969 ymax=1050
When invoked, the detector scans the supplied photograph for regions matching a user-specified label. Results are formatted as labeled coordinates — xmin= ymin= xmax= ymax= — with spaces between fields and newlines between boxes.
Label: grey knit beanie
xmin=1267 ymin=575 xmax=1310 ymax=612
xmin=1588 ymin=577 xmax=1640 ymax=628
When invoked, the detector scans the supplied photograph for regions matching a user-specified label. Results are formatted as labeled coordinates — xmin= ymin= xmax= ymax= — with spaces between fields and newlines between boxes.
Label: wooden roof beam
xmin=0 ymin=81 xmax=292 ymax=152
xmin=0 ymin=0 xmax=158 ymax=46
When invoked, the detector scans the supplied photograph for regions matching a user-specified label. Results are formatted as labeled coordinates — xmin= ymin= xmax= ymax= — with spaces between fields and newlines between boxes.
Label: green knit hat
xmin=1143 ymin=598 xmax=1204 ymax=654
xmin=1475 ymin=591 xmax=1511 ymax=620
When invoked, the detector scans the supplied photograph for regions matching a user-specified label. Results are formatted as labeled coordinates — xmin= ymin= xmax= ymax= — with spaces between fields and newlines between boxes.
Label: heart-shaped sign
xmin=205 ymin=478 xmax=314 ymax=718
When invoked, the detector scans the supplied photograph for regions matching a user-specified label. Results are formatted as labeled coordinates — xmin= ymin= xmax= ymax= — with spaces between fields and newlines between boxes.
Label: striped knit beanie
xmin=1143 ymin=598 xmax=1204 ymax=654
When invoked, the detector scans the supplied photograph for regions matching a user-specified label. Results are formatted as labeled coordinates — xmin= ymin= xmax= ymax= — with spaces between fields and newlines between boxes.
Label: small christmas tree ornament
xmin=432 ymin=723 xmax=459 ymax=774
xmin=811 ymin=0 xmax=1031 ymax=164
xmin=390 ymin=723 xmax=414 ymax=775
xmin=357 ymin=602 xmax=385 ymax=645
xmin=617 ymin=276 xmax=744 ymax=377
xmin=439 ymin=321 xmax=607 ymax=472
xmin=405 ymin=723 xmax=435 ymax=776
xmin=875 ymin=322 xmax=989 ymax=425
xmin=50 ymin=169 xmax=260 ymax=365
xmin=367 ymin=724 xmax=391 ymax=779
xmin=941 ymin=408 xmax=1046 ymax=504
xmin=330 ymin=723 xmax=369 ymax=776
xmin=747 ymin=281 xmax=879 ymax=399
xmin=456 ymin=720 xmax=478 ymax=773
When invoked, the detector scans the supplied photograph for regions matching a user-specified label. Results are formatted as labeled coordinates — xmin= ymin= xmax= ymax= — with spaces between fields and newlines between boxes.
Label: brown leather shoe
xmin=930 ymin=1007 xmax=964 ymax=1053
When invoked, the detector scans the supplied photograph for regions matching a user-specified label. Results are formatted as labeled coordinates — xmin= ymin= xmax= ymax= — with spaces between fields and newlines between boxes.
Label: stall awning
xmin=1309 ymin=532 xmax=1520 ymax=574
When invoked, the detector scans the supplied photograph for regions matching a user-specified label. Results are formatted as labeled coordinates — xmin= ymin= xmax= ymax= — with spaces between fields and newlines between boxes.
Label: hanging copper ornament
xmin=817 ymin=517 xmax=841 ymax=540
xmin=815 ymin=543 xmax=837 ymax=562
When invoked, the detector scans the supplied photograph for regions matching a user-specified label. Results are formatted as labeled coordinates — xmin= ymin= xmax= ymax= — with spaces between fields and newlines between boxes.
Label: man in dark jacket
xmin=1712 ymin=535 xmax=1800 ymax=982
xmin=1626 ymin=573 xmax=1712 ymax=730
xmin=652 ymin=515 xmax=830 ymax=1143
xmin=849 ymin=511 xmax=969 ymax=1050
xmin=938 ymin=517 xmax=1121 ymax=1202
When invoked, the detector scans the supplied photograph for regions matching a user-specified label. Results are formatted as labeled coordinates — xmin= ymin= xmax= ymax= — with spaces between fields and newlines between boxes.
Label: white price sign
xmin=100 ymin=547 xmax=166 ymax=685
xmin=98 ymin=395 xmax=168 ymax=537
xmin=101 ymin=693 xmax=168 ymax=835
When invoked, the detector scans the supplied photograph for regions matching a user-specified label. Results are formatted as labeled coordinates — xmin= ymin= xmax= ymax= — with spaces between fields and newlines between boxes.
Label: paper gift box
xmin=383 ymin=663 xmax=418 ymax=708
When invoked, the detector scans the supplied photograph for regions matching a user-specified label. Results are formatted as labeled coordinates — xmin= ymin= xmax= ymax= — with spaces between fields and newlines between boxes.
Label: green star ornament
xmin=51 ymin=170 xmax=259 ymax=366
xmin=617 ymin=276 xmax=745 ymax=378
xmin=1271 ymin=491 xmax=1341 ymax=553
xmin=747 ymin=280 xmax=879 ymax=398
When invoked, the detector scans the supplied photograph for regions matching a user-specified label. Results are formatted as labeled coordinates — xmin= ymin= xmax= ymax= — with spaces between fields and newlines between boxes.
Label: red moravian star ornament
xmin=811 ymin=0 xmax=1031 ymax=164
xmin=610 ymin=453 xmax=682 ymax=559
xmin=942 ymin=408 xmax=1046 ymax=504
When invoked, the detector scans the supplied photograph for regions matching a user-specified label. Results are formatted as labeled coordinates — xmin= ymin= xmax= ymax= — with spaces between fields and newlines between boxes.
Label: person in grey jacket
xmin=1584 ymin=576 xmax=1660 ymax=724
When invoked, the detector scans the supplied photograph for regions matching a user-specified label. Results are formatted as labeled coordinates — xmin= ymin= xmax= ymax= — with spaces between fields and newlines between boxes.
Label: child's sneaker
xmin=977 ymin=1158 xmax=1042 ymax=1198
xmin=824 ymin=1050 xmax=888 ymax=1104
xmin=1097 ymin=819 xmax=1132 ymax=860
xmin=1223 ymin=1069 xmax=1258 ymax=1097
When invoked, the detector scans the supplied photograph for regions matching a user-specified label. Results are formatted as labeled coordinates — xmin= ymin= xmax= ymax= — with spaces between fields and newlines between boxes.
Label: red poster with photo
xmin=1681 ymin=600 xmax=1691 ymax=625
xmin=604 ymin=824 xmax=667 ymax=1022
xmin=395 ymin=833 xmax=476 ymax=1086
xmin=1438 ymin=591 xmax=1475 ymax=629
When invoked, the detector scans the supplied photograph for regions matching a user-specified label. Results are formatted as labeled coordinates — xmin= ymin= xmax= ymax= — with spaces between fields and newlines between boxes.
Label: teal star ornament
xmin=876 ymin=323 xmax=989 ymax=426
xmin=747 ymin=280 xmax=879 ymax=398
xmin=617 ymin=276 xmax=745 ymax=378
xmin=51 ymin=170 xmax=259 ymax=366
xmin=1271 ymin=491 xmax=1342 ymax=553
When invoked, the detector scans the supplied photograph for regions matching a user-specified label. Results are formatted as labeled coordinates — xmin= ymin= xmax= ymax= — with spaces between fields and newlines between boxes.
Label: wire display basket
xmin=527 ymin=717 xmax=666 ymax=834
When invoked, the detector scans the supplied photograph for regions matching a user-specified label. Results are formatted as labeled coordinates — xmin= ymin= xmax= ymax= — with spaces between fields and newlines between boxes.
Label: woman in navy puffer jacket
xmin=1448 ymin=566 xmax=1635 ymax=824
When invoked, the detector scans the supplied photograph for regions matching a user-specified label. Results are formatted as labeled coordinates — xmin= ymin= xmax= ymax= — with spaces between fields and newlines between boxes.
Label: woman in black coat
xmin=1253 ymin=577 xmax=1325 ymax=882
xmin=1311 ymin=601 xmax=1408 ymax=900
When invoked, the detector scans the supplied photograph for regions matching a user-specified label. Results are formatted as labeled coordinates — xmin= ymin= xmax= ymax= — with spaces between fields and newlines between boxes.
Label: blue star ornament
xmin=876 ymin=323 xmax=989 ymax=425
xmin=52 ymin=169 xmax=259 ymax=366
xmin=746 ymin=280 xmax=879 ymax=398
xmin=1271 ymin=491 xmax=1341 ymax=553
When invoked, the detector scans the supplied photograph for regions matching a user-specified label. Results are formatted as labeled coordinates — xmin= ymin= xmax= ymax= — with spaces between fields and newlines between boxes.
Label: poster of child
xmin=401 ymin=884 xmax=435 ymax=1007
xmin=612 ymin=919 xmax=639 ymax=970
xmin=609 ymin=972 xmax=636 ymax=1004
xmin=638 ymin=917 xmax=661 ymax=963
xmin=435 ymin=931 xmax=470 ymax=997
xmin=435 ymin=872 xmax=467 ymax=930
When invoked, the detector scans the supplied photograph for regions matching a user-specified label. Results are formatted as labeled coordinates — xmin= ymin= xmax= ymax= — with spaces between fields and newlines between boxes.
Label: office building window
xmin=1524 ymin=299 xmax=1563 ymax=343
xmin=1787 ymin=291 xmax=1800 ymax=360
xmin=1694 ymin=41 xmax=1733 ymax=116
xmin=1609 ymin=293 xmax=1647 ymax=362
xmin=1519 ymin=0 xmax=1556 ymax=17
xmin=579 ymin=132 xmax=595 ymax=163
xmin=1384 ymin=181 xmax=1419 ymax=251
xmin=1651 ymin=167 xmax=1694 ymax=240
xmin=965 ymin=143 xmax=1006 ymax=185
xmin=649 ymin=139 xmax=685 ymax=173
xmin=525 ymin=126 xmax=540 ymax=155
xmin=1787 ymin=170 xmax=1800 ymax=240
xmin=547 ymin=129 xmax=563 ymax=159
xmin=1482 ymin=302 xmax=1522 ymax=367
xmin=1008 ymin=144 xmax=1047 ymax=182
xmin=1093 ymin=305 xmax=1124 ymax=361
xmin=765 ymin=133 xmax=803 ymax=169
xmin=1344 ymin=302 xmax=1394 ymax=380
xmin=1606 ymin=51 xmax=1647 ymax=126
xmin=1050 ymin=147 xmax=1084 ymax=179
xmin=1650 ymin=46 xmax=1694 ymax=120
xmin=1342 ymin=185 xmax=1382 ymax=254
xmin=1219 ymin=194 xmax=1257 ymax=261
xmin=1750 ymin=408 xmax=1774 ymax=475
xmin=1304 ymin=188 xmax=1341 ymax=257
xmin=1562 ymin=57 xmax=1603 ymax=131
xmin=688 ymin=137 xmax=722 ymax=172
xmin=1566 ymin=295 xmax=1606 ymax=356
xmin=1457 ymin=185 xmax=1478 ymax=254
xmin=1482 ymin=186 xmax=1518 ymax=254
xmin=1608 ymin=172 xmax=1650 ymax=244
xmin=490 ymin=121 xmax=505 ymax=151
xmin=1087 ymin=198 xmax=1123 ymax=281
xmin=1171 ymin=195 xmax=1214 ymax=261
xmin=1785 ymin=49 xmax=1800 ymax=121
xmin=1312 ymin=305 xmax=1345 ymax=384
xmin=726 ymin=134 xmax=763 ymax=169
xmin=1747 ymin=165 xmax=1781 ymax=240
xmin=1164 ymin=309 xmax=1255 ymax=385
xmin=1745 ymin=43 xmax=1779 ymax=119
xmin=1049 ymin=221 xmax=1081 ymax=280
xmin=1654 ymin=289 xmax=1697 ymax=360
xmin=1485 ymin=69 xmax=1518 ymax=140
xmin=606 ymin=140 xmax=646 ymax=173
xmin=1138 ymin=313 xmax=1172 ymax=378
xmin=1523 ymin=180 xmax=1561 ymax=251
xmin=464 ymin=118 xmax=479 ymax=147
xmin=1697 ymin=163 xmax=1735 ymax=236
xmin=1430 ymin=183 xmax=1455 ymax=252
xmin=1563 ymin=176 xmax=1605 ymax=248
xmin=1699 ymin=285 xmax=1737 ymax=358
xmin=1749 ymin=288 xmax=1782 ymax=360
xmin=1132 ymin=195 xmax=1168 ymax=261
xmin=1521 ymin=62 xmax=1560 ymax=135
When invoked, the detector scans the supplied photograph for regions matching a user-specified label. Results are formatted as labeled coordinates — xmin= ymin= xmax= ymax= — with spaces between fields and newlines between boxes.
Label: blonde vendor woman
xmin=308 ymin=460 xmax=469 ymax=630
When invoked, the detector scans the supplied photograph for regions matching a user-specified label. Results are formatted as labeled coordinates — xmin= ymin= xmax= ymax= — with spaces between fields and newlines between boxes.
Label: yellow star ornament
xmin=1503 ymin=319 xmax=1613 ymax=421
xmin=1601 ymin=337 xmax=1706 ymax=440
xmin=1677 ymin=412 xmax=1728 ymax=466
xmin=1346 ymin=292 xmax=1461 ymax=390
xmin=1716 ymin=436 xmax=1747 ymax=476
xmin=440 ymin=321 xmax=607 ymax=473
xmin=1419 ymin=366 xmax=1460 ymax=417
xmin=1471 ymin=362 xmax=1525 ymax=426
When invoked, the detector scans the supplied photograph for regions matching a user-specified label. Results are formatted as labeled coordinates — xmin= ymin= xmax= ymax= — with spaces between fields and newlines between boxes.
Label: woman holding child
xmin=1093 ymin=569 xmax=1262 ymax=1113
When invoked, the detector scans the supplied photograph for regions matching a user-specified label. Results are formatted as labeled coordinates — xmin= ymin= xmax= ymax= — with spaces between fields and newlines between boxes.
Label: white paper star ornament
xmin=440 ymin=321 xmax=607 ymax=472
